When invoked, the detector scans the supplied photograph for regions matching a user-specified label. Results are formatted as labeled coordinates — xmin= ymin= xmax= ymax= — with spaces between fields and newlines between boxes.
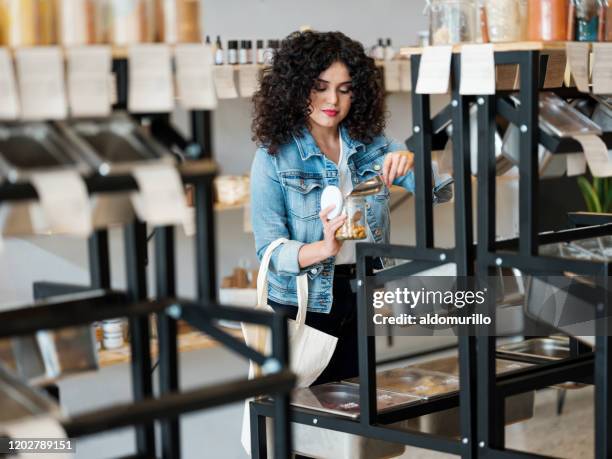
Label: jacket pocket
xmin=280 ymin=172 xmax=323 ymax=221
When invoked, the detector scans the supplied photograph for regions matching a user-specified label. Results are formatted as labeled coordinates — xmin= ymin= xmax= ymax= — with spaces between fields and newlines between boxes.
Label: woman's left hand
xmin=382 ymin=151 xmax=414 ymax=188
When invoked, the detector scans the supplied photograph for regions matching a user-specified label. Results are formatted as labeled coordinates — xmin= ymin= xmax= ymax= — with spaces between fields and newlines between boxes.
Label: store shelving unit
xmin=251 ymin=44 xmax=612 ymax=458
xmin=0 ymin=54 xmax=295 ymax=459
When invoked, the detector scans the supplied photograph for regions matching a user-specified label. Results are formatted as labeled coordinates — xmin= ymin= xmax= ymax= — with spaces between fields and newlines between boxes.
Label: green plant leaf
xmin=594 ymin=177 xmax=603 ymax=204
xmin=578 ymin=176 xmax=602 ymax=213
xmin=605 ymin=183 xmax=612 ymax=213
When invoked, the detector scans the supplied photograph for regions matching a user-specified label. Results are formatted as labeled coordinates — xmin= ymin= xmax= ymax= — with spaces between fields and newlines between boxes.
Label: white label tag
xmin=238 ymin=64 xmax=261 ymax=98
xmin=175 ymin=43 xmax=217 ymax=109
xmin=399 ymin=60 xmax=412 ymax=92
xmin=0 ymin=48 xmax=19 ymax=119
xmin=459 ymin=44 xmax=495 ymax=95
xmin=415 ymin=46 xmax=452 ymax=94
xmin=592 ymin=43 xmax=612 ymax=95
xmin=67 ymin=46 xmax=112 ymax=117
xmin=566 ymin=153 xmax=587 ymax=176
xmin=574 ymin=134 xmax=612 ymax=177
xmin=543 ymin=50 xmax=567 ymax=89
xmin=15 ymin=47 xmax=68 ymax=120
xmin=128 ymin=44 xmax=174 ymax=112
xmin=30 ymin=170 xmax=92 ymax=237
xmin=566 ymin=42 xmax=591 ymax=93
xmin=213 ymin=66 xmax=238 ymax=99
xmin=383 ymin=60 xmax=401 ymax=92
xmin=130 ymin=163 xmax=188 ymax=226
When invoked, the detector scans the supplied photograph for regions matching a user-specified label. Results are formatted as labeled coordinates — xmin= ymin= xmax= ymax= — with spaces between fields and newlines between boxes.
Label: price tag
xmin=383 ymin=60 xmax=401 ymax=92
xmin=566 ymin=42 xmax=590 ymax=93
xmin=543 ymin=50 xmax=567 ymax=89
xmin=574 ymin=134 xmax=612 ymax=177
xmin=130 ymin=163 xmax=189 ymax=226
xmin=213 ymin=65 xmax=238 ymax=99
xmin=0 ymin=48 xmax=19 ymax=119
xmin=496 ymin=64 xmax=519 ymax=91
xmin=459 ymin=44 xmax=495 ymax=95
xmin=128 ymin=44 xmax=174 ymax=112
xmin=566 ymin=153 xmax=587 ymax=176
xmin=415 ymin=46 xmax=452 ymax=94
xmin=15 ymin=47 xmax=68 ymax=120
xmin=592 ymin=43 xmax=612 ymax=95
xmin=30 ymin=170 xmax=92 ymax=237
xmin=175 ymin=43 xmax=217 ymax=109
xmin=67 ymin=46 xmax=112 ymax=117
xmin=238 ymin=64 xmax=261 ymax=98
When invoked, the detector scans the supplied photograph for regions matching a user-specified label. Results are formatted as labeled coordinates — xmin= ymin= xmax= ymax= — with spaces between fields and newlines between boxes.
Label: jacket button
xmin=373 ymin=164 xmax=381 ymax=171
xmin=310 ymin=268 xmax=317 ymax=274
xmin=365 ymin=202 xmax=370 ymax=209
xmin=375 ymin=229 xmax=382 ymax=236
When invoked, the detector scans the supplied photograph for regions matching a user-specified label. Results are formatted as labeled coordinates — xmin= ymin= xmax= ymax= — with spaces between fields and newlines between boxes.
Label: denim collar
xmin=292 ymin=125 xmax=365 ymax=161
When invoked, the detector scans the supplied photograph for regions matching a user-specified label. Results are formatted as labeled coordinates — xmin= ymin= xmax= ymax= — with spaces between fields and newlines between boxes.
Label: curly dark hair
xmin=252 ymin=31 xmax=386 ymax=153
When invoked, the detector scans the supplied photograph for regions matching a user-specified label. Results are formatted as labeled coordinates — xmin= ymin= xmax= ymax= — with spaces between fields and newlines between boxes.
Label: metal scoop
xmin=348 ymin=175 xmax=384 ymax=197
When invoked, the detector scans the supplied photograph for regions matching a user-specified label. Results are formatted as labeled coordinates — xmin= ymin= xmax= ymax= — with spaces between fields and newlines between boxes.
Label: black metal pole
xmin=410 ymin=54 xmax=434 ymax=248
xmin=88 ymin=229 xmax=111 ymax=289
xmin=518 ymin=51 xmax=540 ymax=256
xmin=194 ymin=176 xmax=217 ymax=303
xmin=155 ymin=226 xmax=180 ymax=459
xmin=595 ymin=263 xmax=612 ymax=458
xmin=271 ymin=311 xmax=291 ymax=458
xmin=449 ymin=53 xmax=478 ymax=459
xmin=124 ymin=221 xmax=155 ymax=457
xmin=191 ymin=110 xmax=213 ymax=159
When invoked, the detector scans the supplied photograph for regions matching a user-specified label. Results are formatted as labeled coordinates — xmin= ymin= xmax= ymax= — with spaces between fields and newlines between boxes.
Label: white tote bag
xmin=240 ymin=238 xmax=338 ymax=455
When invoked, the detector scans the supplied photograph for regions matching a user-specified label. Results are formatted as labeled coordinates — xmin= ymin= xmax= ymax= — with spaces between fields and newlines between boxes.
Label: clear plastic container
xmin=335 ymin=196 xmax=367 ymax=240
xmin=485 ymin=0 xmax=525 ymax=42
xmin=428 ymin=0 xmax=477 ymax=45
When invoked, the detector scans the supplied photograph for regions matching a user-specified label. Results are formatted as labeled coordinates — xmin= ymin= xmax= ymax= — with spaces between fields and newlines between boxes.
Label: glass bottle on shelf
xmin=485 ymin=0 xmax=523 ymax=42
xmin=527 ymin=0 xmax=568 ymax=41
xmin=427 ymin=0 xmax=477 ymax=45
xmin=575 ymin=0 xmax=599 ymax=41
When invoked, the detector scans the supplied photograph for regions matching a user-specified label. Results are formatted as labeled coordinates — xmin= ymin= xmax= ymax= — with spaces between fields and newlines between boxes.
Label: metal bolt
xmin=495 ymin=257 xmax=502 ymax=266
xmin=166 ymin=304 xmax=182 ymax=319
xmin=313 ymin=418 xmax=318 ymax=425
xmin=440 ymin=253 xmax=447 ymax=261
xmin=477 ymin=97 xmax=485 ymax=105
xmin=479 ymin=441 xmax=485 ymax=448
xmin=261 ymin=358 xmax=282 ymax=375
xmin=451 ymin=99 xmax=458 ymax=107
xmin=462 ymin=437 xmax=469 ymax=444
xmin=520 ymin=124 xmax=528 ymax=133
xmin=414 ymin=125 xmax=421 ymax=133
xmin=357 ymin=279 xmax=363 ymax=287
xmin=598 ymin=303 xmax=605 ymax=312
xmin=99 ymin=163 xmax=111 ymax=176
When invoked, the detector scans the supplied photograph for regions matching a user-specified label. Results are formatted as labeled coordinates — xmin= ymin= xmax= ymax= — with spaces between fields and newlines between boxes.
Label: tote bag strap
xmin=256 ymin=238 xmax=309 ymax=332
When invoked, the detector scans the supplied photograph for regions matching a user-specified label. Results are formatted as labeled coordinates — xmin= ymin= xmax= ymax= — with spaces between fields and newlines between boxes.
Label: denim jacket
xmin=250 ymin=125 xmax=451 ymax=313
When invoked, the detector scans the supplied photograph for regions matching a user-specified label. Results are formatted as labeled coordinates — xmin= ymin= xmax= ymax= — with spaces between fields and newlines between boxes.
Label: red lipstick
xmin=322 ymin=109 xmax=339 ymax=117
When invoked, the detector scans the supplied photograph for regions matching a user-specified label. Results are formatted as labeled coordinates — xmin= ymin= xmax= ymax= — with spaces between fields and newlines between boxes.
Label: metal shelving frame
xmin=251 ymin=48 xmax=612 ymax=458
xmin=0 ymin=56 xmax=294 ymax=459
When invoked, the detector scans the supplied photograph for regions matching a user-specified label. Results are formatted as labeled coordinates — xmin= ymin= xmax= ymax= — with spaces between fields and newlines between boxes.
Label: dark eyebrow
xmin=316 ymin=78 xmax=352 ymax=85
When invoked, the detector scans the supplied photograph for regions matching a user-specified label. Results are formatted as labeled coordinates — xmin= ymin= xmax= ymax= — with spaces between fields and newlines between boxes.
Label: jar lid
xmin=320 ymin=185 xmax=343 ymax=220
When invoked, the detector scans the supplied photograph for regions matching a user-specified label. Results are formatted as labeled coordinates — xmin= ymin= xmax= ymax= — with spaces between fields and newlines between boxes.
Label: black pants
xmin=268 ymin=268 xmax=359 ymax=385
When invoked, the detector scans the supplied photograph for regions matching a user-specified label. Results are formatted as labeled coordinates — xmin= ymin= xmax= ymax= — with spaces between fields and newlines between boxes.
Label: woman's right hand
xmin=319 ymin=205 xmax=347 ymax=258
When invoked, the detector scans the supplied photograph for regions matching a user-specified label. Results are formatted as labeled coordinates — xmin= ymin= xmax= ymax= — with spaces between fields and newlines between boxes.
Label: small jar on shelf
xmin=427 ymin=0 xmax=477 ymax=45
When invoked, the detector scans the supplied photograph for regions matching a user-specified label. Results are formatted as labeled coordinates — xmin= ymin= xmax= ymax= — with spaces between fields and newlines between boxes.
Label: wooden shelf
xmin=400 ymin=41 xmax=570 ymax=57
xmin=98 ymin=327 xmax=244 ymax=367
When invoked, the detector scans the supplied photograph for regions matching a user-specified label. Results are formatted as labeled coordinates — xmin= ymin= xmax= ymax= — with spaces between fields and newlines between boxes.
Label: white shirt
xmin=334 ymin=134 xmax=374 ymax=265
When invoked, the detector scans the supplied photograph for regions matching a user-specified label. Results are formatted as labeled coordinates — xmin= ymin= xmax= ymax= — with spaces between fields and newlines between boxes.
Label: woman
xmin=250 ymin=31 xmax=448 ymax=385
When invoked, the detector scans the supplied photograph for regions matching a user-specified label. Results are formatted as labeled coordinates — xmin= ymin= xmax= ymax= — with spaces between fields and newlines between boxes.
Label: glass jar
xmin=428 ymin=0 xmax=477 ymax=45
xmin=527 ymin=0 xmax=568 ymax=41
xmin=575 ymin=0 xmax=598 ymax=41
xmin=335 ymin=196 xmax=367 ymax=241
xmin=485 ymin=0 xmax=524 ymax=42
